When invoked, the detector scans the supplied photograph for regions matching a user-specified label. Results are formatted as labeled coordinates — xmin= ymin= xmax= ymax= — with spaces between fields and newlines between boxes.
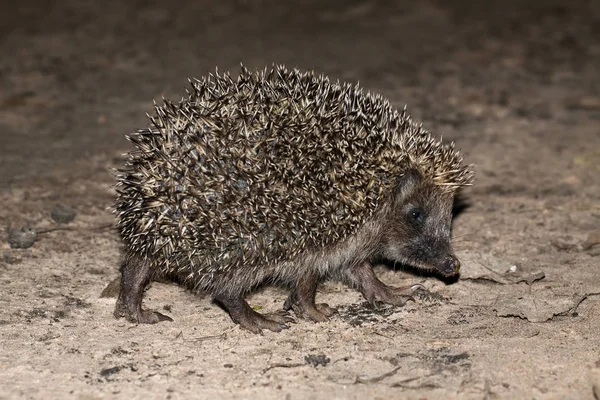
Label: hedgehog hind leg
xmin=113 ymin=254 xmax=173 ymax=324
xmin=213 ymin=293 xmax=293 ymax=334
xmin=283 ymin=274 xmax=337 ymax=323
xmin=346 ymin=262 xmax=422 ymax=307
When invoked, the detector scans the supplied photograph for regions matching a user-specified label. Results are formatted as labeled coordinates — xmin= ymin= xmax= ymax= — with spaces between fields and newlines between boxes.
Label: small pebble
xmin=509 ymin=265 xmax=518 ymax=272
xmin=51 ymin=204 xmax=76 ymax=224
xmin=7 ymin=227 xmax=38 ymax=249
xmin=305 ymin=354 xmax=330 ymax=367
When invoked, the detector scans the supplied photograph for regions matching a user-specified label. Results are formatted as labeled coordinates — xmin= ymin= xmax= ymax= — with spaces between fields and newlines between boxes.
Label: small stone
xmin=100 ymin=366 xmax=121 ymax=377
xmin=304 ymin=354 xmax=330 ymax=367
xmin=51 ymin=204 xmax=77 ymax=224
xmin=7 ymin=227 xmax=38 ymax=249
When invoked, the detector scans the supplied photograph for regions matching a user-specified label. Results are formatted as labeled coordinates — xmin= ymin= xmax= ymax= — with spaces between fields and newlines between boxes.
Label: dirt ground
xmin=1 ymin=0 xmax=600 ymax=399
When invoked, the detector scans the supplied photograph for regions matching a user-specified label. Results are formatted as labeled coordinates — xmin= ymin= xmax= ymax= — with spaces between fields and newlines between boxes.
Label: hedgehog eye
xmin=406 ymin=207 xmax=425 ymax=224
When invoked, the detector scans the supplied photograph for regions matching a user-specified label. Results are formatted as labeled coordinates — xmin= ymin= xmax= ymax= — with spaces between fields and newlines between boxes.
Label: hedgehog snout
xmin=437 ymin=254 xmax=460 ymax=277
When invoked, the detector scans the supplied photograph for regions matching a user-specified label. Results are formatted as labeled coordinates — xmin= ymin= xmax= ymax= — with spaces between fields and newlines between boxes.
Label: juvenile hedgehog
xmin=113 ymin=64 xmax=473 ymax=333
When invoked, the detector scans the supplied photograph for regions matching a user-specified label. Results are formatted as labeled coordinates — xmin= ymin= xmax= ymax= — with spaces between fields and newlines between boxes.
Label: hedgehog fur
xmin=113 ymin=64 xmax=473 ymax=331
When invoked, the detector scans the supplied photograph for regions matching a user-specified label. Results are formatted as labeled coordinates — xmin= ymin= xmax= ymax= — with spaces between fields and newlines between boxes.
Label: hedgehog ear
xmin=394 ymin=169 xmax=423 ymax=201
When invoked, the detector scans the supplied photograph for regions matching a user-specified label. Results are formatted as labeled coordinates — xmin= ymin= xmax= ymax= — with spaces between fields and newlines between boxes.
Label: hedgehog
xmin=112 ymin=64 xmax=474 ymax=333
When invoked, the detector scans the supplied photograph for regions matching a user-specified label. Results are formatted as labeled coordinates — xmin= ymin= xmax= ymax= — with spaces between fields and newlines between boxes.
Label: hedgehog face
xmin=380 ymin=169 xmax=460 ymax=277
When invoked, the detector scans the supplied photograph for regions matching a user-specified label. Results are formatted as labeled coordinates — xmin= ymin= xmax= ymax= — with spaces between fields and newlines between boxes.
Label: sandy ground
xmin=1 ymin=0 xmax=600 ymax=399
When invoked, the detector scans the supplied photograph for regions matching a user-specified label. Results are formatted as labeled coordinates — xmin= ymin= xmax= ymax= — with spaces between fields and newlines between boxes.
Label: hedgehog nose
xmin=440 ymin=255 xmax=460 ymax=276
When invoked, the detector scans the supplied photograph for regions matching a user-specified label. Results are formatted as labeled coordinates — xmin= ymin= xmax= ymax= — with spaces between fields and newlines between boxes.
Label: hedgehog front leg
xmin=113 ymin=254 xmax=173 ymax=324
xmin=213 ymin=293 xmax=294 ymax=334
xmin=346 ymin=261 xmax=423 ymax=307
xmin=284 ymin=273 xmax=337 ymax=322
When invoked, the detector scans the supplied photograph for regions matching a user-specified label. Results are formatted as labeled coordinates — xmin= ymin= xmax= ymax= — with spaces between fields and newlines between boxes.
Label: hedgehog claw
xmin=153 ymin=312 xmax=174 ymax=322
xmin=265 ymin=311 xmax=296 ymax=325
xmin=316 ymin=303 xmax=338 ymax=317
xmin=286 ymin=302 xmax=335 ymax=323
xmin=116 ymin=308 xmax=173 ymax=324
xmin=410 ymin=283 xmax=426 ymax=292
xmin=278 ymin=314 xmax=296 ymax=324
xmin=393 ymin=295 xmax=415 ymax=307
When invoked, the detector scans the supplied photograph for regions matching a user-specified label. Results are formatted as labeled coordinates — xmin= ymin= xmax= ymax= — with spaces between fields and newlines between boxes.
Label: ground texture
xmin=1 ymin=1 xmax=600 ymax=399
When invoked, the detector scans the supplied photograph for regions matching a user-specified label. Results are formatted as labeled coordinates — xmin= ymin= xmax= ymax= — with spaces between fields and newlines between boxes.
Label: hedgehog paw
xmin=235 ymin=311 xmax=292 ymax=334
xmin=284 ymin=279 xmax=337 ymax=323
xmin=114 ymin=303 xmax=173 ymax=324
xmin=366 ymin=284 xmax=425 ymax=307
xmin=216 ymin=294 xmax=291 ymax=334
xmin=285 ymin=301 xmax=336 ymax=323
